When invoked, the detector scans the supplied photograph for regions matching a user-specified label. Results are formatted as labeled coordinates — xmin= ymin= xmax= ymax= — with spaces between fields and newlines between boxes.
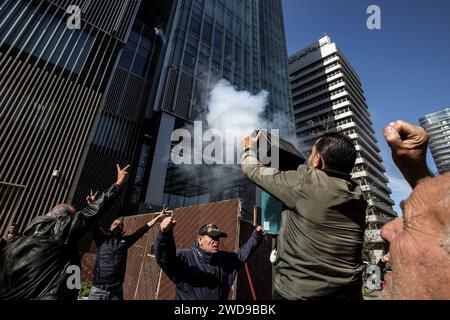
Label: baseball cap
xmin=198 ymin=223 xmax=228 ymax=238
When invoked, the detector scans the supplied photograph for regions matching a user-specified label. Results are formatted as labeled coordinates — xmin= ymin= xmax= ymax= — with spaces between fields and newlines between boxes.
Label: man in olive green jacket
xmin=241 ymin=132 xmax=366 ymax=300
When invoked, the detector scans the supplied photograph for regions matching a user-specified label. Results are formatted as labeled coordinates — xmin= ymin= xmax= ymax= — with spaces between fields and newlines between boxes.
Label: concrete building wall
xmin=288 ymin=36 xmax=397 ymax=263
xmin=419 ymin=107 xmax=450 ymax=174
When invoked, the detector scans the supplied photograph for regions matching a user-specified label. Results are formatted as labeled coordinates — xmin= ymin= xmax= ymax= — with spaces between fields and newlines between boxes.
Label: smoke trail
xmin=205 ymin=79 xmax=268 ymax=139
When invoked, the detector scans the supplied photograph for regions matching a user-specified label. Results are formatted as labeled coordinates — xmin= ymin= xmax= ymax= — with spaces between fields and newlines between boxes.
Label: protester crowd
xmin=0 ymin=120 xmax=448 ymax=300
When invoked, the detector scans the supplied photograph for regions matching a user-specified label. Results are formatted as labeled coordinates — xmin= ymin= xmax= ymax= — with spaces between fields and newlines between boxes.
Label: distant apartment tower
xmin=288 ymin=36 xmax=396 ymax=263
xmin=419 ymin=107 xmax=450 ymax=174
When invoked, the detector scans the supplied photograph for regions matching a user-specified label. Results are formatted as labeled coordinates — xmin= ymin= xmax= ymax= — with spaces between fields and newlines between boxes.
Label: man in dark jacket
xmin=0 ymin=164 xmax=130 ymax=300
xmin=0 ymin=223 xmax=21 ymax=250
xmin=155 ymin=216 xmax=264 ymax=300
xmin=241 ymin=132 xmax=367 ymax=300
xmin=5 ymin=223 xmax=21 ymax=244
xmin=88 ymin=211 xmax=166 ymax=300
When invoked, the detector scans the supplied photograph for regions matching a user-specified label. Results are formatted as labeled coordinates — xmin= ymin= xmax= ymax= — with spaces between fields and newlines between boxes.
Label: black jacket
xmin=0 ymin=234 xmax=21 ymax=251
xmin=92 ymin=224 xmax=150 ymax=286
xmin=0 ymin=185 xmax=119 ymax=300
xmin=155 ymin=229 xmax=263 ymax=300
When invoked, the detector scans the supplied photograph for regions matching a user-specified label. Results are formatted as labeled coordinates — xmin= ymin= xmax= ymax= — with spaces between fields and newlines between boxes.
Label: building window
xmin=180 ymin=4 xmax=191 ymax=30
xmin=183 ymin=51 xmax=196 ymax=68
xmin=235 ymin=44 xmax=241 ymax=65
xmin=132 ymin=46 xmax=151 ymax=77
xmin=225 ymin=11 xmax=233 ymax=31
xmin=224 ymin=37 xmax=232 ymax=60
xmin=202 ymin=21 xmax=213 ymax=45
xmin=215 ymin=3 xmax=224 ymax=25
xmin=205 ymin=0 xmax=214 ymax=17
xmin=119 ymin=47 xmax=135 ymax=70
xmin=171 ymin=38 xmax=184 ymax=65
xmin=189 ymin=17 xmax=201 ymax=36
xmin=213 ymin=29 xmax=223 ymax=51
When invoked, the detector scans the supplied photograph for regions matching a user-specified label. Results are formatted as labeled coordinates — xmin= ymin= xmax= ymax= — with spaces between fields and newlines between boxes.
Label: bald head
xmin=403 ymin=174 xmax=449 ymax=244
xmin=49 ymin=204 xmax=76 ymax=218
xmin=381 ymin=173 xmax=450 ymax=299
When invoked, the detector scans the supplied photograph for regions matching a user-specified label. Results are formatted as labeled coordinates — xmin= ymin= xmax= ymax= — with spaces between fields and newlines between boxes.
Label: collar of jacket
xmin=192 ymin=241 xmax=215 ymax=264
xmin=108 ymin=229 xmax=124 ymax=239
xmin=322 ymin=168 xmax=352 ymax=181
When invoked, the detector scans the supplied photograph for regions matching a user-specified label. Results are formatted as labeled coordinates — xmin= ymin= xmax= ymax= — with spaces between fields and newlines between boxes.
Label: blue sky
xmin=282 ymin=0 xmax=450 ymax=215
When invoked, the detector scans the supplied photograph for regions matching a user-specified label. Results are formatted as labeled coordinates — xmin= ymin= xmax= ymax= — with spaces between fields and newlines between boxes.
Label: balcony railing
xmin=367 ymin=199 xmax=397 ymax=217
xmin=364 ymin=229 xmax=384 ymax=243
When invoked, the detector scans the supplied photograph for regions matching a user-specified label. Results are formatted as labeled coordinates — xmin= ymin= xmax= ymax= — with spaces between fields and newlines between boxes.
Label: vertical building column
xmin=145 ymin=112 xmax=175 ymax=206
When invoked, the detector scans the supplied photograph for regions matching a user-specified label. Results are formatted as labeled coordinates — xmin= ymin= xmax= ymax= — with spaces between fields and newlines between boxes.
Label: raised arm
xmin=235 ymin=226 xmax=265 ymax=263
xmin=384 ymin=120 xmax=433 ymax=188
xmin=68 ymin=164 xmax=130 ymax=242
xmin=80 ymin=164 xmax=130 ymax=219
xmin=240 ymin=135 xmax=301 ymax=208
xmin=223 ymin=226 xmax=265 ymax=294
xmin=125 ymin=210 xmax=167 ymax=247
xmin=155 ymin=216 xmax=180 ymax=281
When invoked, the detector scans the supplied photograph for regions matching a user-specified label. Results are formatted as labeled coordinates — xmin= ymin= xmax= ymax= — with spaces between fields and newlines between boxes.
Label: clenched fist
xmin=160 ymin=216 xmax=176 ymax=233
xmin=384 ymin=120 xmax=432 ymax=187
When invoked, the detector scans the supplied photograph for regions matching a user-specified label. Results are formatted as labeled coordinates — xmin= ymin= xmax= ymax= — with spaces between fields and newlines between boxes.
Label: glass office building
xmin=145 ymin=0 xmax=295 ymax=212
xmin=419 ymin=107 xmax=450 ymax=174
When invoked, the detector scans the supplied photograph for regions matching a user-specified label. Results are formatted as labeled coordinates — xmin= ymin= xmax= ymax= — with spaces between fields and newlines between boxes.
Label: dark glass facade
xmin=259 ymin=0 xmax=295 ymax=137
xmin=145 ymin=0 xmax=295 ymax=213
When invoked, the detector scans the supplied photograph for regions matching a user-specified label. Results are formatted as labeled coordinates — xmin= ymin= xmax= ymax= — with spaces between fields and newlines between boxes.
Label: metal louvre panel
xmin=119 ymin=72 xmax=144 ymax=122
xmin=47 ymin=0 xmax=141 ymax=42
xmin=174 ymin=70 xmax=193 ymax=119
xmin=72 ymin=148 xmax=128 ymax=228
xmin=136 ymin=80 xmax=150 ymax=121
xmin=71 ymin=62 xmax=151 ymax=225
xmin=0 ymin=0 xmax=129 ymax=230
xmin=161 ymin=65 xmax=178 ymax=113
xmin=0 ymin=54 xmax=104 ymax=227
xmin=0 ymin=183 xmax=26 ymax=236
xmin=104 ymin=68 xmax=128 ymax=114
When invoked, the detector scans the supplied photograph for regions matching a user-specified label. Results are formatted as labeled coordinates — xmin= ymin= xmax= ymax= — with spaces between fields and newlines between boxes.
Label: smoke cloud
xmin=203 ymin=79 xmax=303 ymax=153
xmin=166 ymin=79 xmax=303 ymax=208
xmin=205 ymin=79 xmax=268 ymax=139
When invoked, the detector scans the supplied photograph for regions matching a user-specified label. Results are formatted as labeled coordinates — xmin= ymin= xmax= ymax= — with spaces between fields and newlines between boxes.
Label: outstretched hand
xmin=160 ymin=216 xmax=176 ymax=233
xmin=115 ymin=164 xmax=131 ymax=188
xmin=240 ymin=132 xmax=261 ymax=152
xmin=255 ymin=225 xmax=265 ymax=236
xmin=86 ymin=189 xmax=99 ymax=205
xmin=147 ymin=207 xmax=169 ymax=228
